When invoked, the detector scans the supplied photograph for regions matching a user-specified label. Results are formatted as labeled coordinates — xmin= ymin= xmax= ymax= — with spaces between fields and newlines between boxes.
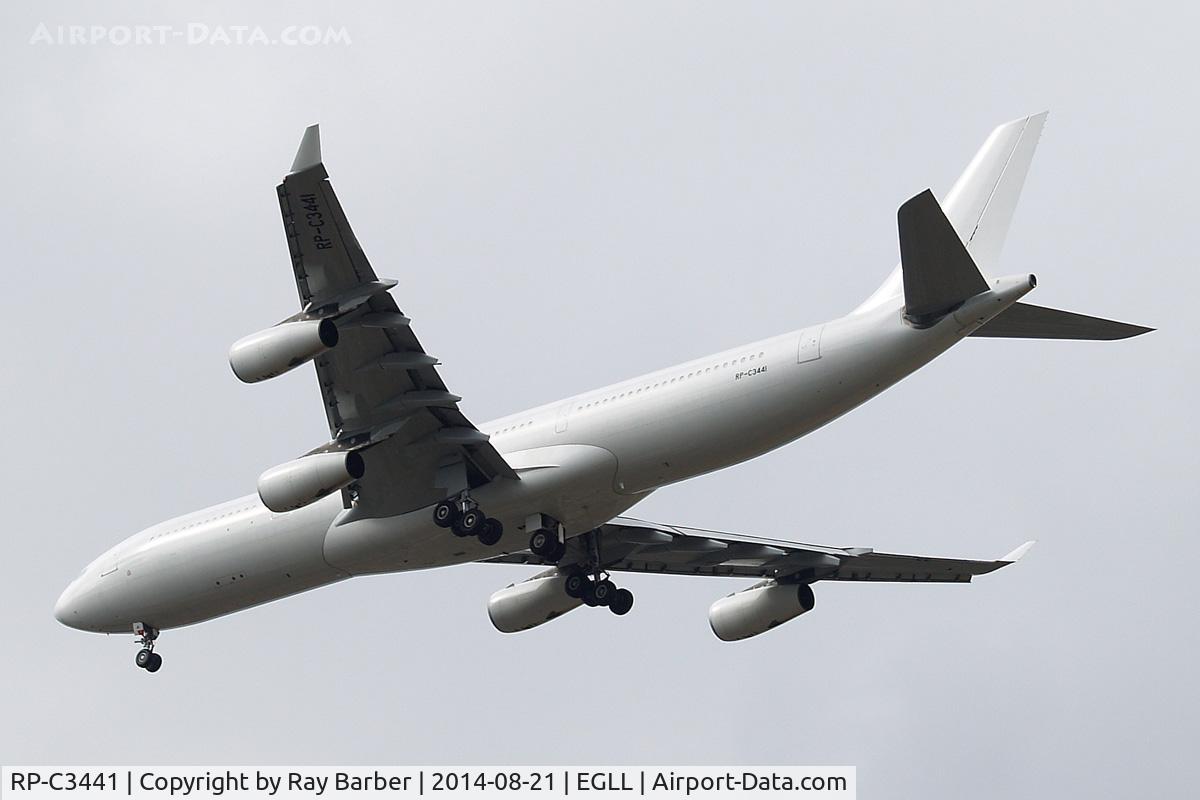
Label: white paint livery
xmin=487 ymin=570 xmax=585 ymax=634
xmin=54 ymin=114 xmax=1152 ymax=668
xmin=228 ymin=318 xmax=339 ymax=383
xmin=257 ymin=452 xmax=366 ymax=513
xmin=709 ymin=582 xmax=817 ymax=643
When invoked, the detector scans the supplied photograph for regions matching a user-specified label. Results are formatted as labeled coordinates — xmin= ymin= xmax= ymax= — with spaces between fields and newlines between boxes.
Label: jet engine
xmin=488 ymin=569 xmax=583 ymax=633
xmin=229 ymin=318 xmax=339 ymax=383
xmin=708 ymin=581 xmax=815 ymax=642
xmin=256 ymin=451 xmax=365 ymax=513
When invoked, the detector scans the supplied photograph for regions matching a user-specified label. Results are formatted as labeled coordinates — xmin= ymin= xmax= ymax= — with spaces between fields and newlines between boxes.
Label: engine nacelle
xmin=229 ymin=318 xmax=339 ymax=383
xmin=488 ymin=569 xmax=583 ymax=633
xmin=256 ymin=452 xmax=365 ymax=513
xmin=708 ymin=581 xmax=815 ymax=642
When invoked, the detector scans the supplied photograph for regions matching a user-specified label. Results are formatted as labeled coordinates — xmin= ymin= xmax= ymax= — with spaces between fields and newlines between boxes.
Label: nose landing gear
xmin=133 ymin=622 xmax=162 ymax=673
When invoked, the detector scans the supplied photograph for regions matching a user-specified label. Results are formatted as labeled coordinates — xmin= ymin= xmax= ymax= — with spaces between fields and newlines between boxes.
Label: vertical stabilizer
xmin=943 ymin=111 xmax=1047 ymax=274
xmin=854 ymin=112 xmax=1048 ymax=315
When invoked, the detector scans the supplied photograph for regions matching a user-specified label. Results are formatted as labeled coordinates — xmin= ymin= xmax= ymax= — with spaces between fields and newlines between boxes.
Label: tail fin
xmin=897 ymin=189 xmax=988 ymax=323
xmin=943 ymin=111 xmax=1047 ymax=274
xmin=855 ymin=112 xmax=1048 ymax=315
xmin=970 ymin=302 xmax=1153 ymax=340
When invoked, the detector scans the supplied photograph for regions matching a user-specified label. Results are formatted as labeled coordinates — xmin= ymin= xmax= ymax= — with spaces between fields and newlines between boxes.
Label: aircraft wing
xmin=483 ymin=516 xmax=1033 ymax=583
xmin=276 ymin=126 xmax=515 ymax=517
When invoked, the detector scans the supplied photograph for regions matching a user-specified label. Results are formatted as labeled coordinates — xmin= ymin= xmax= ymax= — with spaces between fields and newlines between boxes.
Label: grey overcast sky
xmin=1 ymin=2 xmax=1195 ymax=797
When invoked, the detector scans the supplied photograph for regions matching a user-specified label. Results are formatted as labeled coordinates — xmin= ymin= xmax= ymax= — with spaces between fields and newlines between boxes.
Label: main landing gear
xmin=563 ymin=568 xmax=634 ymax=615
xmin=432 ymin=494 xmax=504 ymax=547
xmin=561 ymin=529 xmax=633 ymax=616
xmin=133 ymin=622 xmax=162 ymax=673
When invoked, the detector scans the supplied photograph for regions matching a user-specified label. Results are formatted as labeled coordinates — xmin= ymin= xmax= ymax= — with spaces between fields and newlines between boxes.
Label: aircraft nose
xmin=54 ymin=579 xmax=91 ymax=631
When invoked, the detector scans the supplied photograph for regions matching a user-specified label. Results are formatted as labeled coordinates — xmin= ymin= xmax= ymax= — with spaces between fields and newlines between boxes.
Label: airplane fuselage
xmin=53 ymin=276 xmax=1033 ymax=634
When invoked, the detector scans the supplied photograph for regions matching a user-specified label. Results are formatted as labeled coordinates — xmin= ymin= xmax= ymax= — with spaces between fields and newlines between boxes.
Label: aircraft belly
xmin=322 ymin=443 xmax=633 ymax=575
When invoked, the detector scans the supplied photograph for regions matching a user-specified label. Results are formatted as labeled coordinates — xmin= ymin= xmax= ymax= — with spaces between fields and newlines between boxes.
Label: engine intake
xmin=229 ymin=318 xmax=339 ymax=383
xmin=708 ymin=581 xmax=815 ymax=642
xmin=256 ymin=451 xmax=365 ymax=513
xmin=488 ymin=569 xmax=583 ymax=633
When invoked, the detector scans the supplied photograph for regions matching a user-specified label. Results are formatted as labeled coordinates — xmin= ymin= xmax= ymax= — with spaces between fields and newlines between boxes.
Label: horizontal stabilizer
xmin=898 ymin=190 xmax=989 ymax=322
xmin=970 ymin=302 xmax=1154 ymax=340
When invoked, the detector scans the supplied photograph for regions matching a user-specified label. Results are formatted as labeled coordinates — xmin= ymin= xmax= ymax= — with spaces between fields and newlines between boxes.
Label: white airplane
xmin=55 ymin=112 xmax=1150 ymax=672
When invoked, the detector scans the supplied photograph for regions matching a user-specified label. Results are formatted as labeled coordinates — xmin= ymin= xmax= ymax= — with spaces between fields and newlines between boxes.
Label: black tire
xmin=581 ymin=581 xmax=599 ymax=607
xmin=144 ymin=653 xmax=163 ymax=673
xmin=609 ymin=588 xmax=634 ymax=616
xmin=564 ymin=571 xmax=588 ymax=598
xmin=477 ymin=518 xmax=503 ymax=546
xmin=432 ymin=500 xmax=457 ymax=528
xmin=453 ymin=508 xmax=485 ymax=537
xmin=460 ymin=508 xmax=485 ymax=533
xmin=529 ymin=529 xmax=552 ymax=556
xmin=547 ymin=540 xmax=566 ymax=563
xmin=593 ymin=579 xmax=615 ymax=606
xmin=135 ymin=649 xmax=152 ymax=669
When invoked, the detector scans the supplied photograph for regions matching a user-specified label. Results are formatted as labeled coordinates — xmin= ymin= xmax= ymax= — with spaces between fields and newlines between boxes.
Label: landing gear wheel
xmin=144 ymin=653 xmax=163 ymax=673
xmin=432 ymin=500 xmax=457 ymax=528
xmin=135 ymin=649 xmax=153 ymax=669
xmin=581 ymin=581 xmax=599 ymax=607
xmin=529 ymin=529 xmax=555 ymax=558
xmin=547 ymin=540 xmax=566 ymax=563
xmin=609 ymin=588 xmax=634 ymax=616
xmin=564 ymin=571 xmax=588 ymax=598
xmin=453 ymin=508 xmax=485 ymax=537
xmin=592 ymin=578 xmax=615 ymax=606
xmin=477 ymin=518 xmax=503 ymax=546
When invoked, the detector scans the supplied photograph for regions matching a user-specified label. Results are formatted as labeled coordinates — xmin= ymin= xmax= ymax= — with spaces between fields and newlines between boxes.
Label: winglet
xmin=290 ymin=124 xmax=322 ymax=173
xmin=999 ymin=540 xmax=1036 ymax=564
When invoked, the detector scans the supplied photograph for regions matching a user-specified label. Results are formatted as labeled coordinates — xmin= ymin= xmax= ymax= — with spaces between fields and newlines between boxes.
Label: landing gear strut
xmin=432 ymin=494 xmax=504 ymax=548
xmin=133 ymin=622 xmax=162 ymax=673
